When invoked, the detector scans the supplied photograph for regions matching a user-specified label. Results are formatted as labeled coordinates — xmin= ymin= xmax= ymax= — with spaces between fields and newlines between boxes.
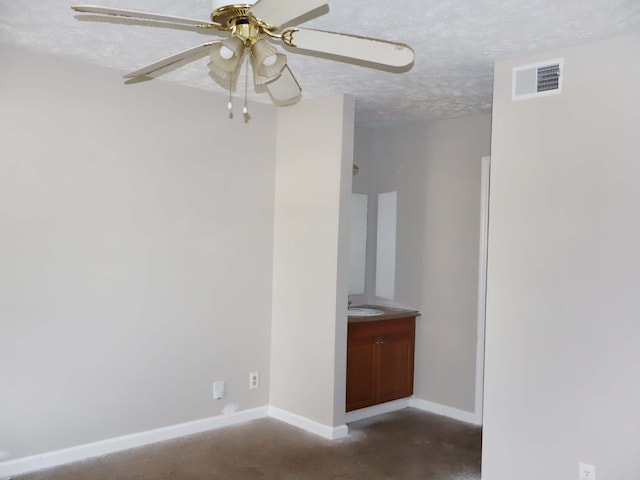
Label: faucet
xmin=348 ymin=298 xmax=352 ymax=308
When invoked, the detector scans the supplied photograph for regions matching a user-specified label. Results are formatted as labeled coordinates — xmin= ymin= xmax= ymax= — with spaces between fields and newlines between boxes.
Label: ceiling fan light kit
xmin=71 ymin=0 xmax=415 ymax=114
xmin=208 ymin=37 xmax=245 ymax=76
xmin=252 ymin=39 xmax=287 ymax=81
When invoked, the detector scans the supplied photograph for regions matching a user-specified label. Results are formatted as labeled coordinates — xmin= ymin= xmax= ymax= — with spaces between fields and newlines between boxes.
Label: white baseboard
xmin=345 ymin=398 xmax=411 ymax=423
xmin=1 ymin=401 xmax=476 ymax=478
xmin=345 ymin=397 xmax=482 ymax=426
xmin=410 ymin=397 xmax=481 ymax=425
xmin=268 ymin=406 xmax=348 ymax=440
xmin=0 ymin=407 xmax=269 ymax=478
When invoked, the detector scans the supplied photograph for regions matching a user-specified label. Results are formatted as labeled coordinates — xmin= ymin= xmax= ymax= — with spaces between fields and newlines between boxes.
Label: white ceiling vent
xmin=512 ymin=58 xmax=564 ymax=101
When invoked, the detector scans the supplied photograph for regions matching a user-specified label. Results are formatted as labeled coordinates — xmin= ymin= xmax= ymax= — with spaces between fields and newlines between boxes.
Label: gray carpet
xmin=15 ymin=408 xmax=481 ymax=479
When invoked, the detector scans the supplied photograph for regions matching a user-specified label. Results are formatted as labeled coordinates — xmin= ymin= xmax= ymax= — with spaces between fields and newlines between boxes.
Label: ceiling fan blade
xmin=124 ymin=42 xmax=217 ymax=79
xmin=283 ymin=28 xmax=415 ymax=68
xmin=249 ymin=0 xmax=328 ymax=28
xmin=71 ymin=5 xmax=216 ymax=27
xmin=265 ymin=66 xmax=302 ymax=106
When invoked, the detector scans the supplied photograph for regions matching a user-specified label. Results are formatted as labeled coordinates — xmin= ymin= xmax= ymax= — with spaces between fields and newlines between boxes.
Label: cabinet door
xmin=376 ymin=327 xmax=415 ymax=404
xmin=346 ymin=336 xmax=377 ymax=411
xmin=346 ymin=317 xmax=416 ymax=411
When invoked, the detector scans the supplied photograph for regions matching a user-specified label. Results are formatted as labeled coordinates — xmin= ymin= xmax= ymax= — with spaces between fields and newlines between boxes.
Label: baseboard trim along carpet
xmin=410 ymin=398 xmax=481 ymax=425
xmin=0 ymin=407 xmax=269 ymax=478
xmin=345 ymin=398 xmax=411 ymax=423
xmin=268 ymin=406 xmax=349 ymax=440
xmin=0 ymin=401 xmax=476 ymax=477
xmin=0 ymin=406 xmax=351 ymax=478
xmin=345 ymin=397 xmax=481 ymax=426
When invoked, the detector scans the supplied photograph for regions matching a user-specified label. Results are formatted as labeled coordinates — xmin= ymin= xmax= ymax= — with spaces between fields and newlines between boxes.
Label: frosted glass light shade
xmin=264 ymin=65 xmax=301 ymax=106
xmin=251 ymin=39 xmax=287 ymax=85
xmin=219 ymin=45 xmax=234 ymax=59
xmin=208 ymin=36 xmax=244 ymax=79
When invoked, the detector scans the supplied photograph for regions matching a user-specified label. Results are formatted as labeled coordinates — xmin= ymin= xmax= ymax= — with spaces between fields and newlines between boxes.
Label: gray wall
xmin=483 ymin=33 xmax=640 ymax=479
xmin=355 ymin=114 xmax=492 ymax=414
xmin=270 ymin=95 xmax=354 ymax=429
xmin=0 ymin=46 xmax=276 ymax=460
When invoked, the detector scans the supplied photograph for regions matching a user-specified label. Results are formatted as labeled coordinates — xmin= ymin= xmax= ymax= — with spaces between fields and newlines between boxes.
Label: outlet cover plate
xmin=579 ymin=462 xmax=596 ymax=479
xmin=249 ymin=372 xmax=259 ymax=390
xmin=213 ymin=380 xmax=225 ymax=399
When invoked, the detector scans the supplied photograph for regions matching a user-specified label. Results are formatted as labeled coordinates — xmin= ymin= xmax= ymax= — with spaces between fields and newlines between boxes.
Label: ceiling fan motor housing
xmin=210 ymin=3 xmax=277 ymax=43
xmin=210 ymin=4 xmax=252 ymax=28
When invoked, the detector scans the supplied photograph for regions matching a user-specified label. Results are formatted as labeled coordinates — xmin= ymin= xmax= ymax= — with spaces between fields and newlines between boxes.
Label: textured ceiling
xmin=1 ymin=0 xmax=639 ymax=126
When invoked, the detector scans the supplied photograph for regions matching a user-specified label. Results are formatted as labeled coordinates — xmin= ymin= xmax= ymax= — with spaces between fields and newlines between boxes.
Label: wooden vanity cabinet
xmin=346 ymin=316 xmax=416 ymax=412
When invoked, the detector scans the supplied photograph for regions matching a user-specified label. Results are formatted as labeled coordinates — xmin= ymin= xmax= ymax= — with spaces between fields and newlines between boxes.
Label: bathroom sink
xmin=348 ymin=307 xmax=385 ymax=317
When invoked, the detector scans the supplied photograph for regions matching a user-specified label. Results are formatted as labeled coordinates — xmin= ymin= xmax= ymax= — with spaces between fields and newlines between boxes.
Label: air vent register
xmin=512 ymin=58 xmax=564 ymax=101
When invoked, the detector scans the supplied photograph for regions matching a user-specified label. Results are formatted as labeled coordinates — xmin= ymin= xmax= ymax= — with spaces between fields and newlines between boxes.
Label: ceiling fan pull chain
xmin=243 ymin=56 xmax=249 ymax=115
xmin=227 ymin=76 xmax=233 ymax=112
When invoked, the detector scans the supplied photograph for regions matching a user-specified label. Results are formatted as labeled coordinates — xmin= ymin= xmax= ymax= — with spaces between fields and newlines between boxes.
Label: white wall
xmin=270 ymin=95 xmax=354 ymax=431
xmin=356 ymin=115 xmax=491 ymax=414
xmin=0 ymin=46 xmax=277 ymax=460
xmin=483 ymin=33 xmax=640 ymax=479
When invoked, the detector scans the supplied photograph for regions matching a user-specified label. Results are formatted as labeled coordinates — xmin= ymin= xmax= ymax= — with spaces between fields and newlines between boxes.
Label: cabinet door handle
xmin=376 ymin=339 xmax=385 ymax=345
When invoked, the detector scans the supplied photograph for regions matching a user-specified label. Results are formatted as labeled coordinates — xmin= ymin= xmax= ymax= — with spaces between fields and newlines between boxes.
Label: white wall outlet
xmin=213 ymin=380 xmax=225 ymax=399
xmin=579 ymin=462 xmax=596 ymax=479
xmin=249 ymin=371 xmax=259 ymax=390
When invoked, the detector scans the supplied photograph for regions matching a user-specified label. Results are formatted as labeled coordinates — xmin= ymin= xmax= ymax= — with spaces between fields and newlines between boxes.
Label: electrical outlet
xmin=213 ymin=380 xmax=225 ymax=399
xmin=249 ymin=371 xmax=259 ymax=390
xmin=579 ymin=462 xmax=596 ymax=480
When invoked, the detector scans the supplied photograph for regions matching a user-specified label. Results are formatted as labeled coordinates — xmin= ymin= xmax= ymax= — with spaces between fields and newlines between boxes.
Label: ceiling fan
xmin=71 ymin=0 xmax=415 ymax=112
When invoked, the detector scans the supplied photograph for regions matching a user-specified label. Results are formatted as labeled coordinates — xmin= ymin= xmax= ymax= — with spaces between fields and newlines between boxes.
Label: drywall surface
xmin=0 ymin=46 xmax=276 ymax=460
xmin=361 ymin=114 xmax=491 ymax=414
xmin=270 ymin=95 xmax=354 ymax=428
xmin=483 ymin=33 xmax=640 ymax=479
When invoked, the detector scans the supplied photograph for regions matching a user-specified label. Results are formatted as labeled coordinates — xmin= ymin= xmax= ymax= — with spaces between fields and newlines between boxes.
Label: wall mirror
xmin=375 ymin=191 xmax=397 ymax=300
xmin=349 ymin=193 xmax=368 ymax=295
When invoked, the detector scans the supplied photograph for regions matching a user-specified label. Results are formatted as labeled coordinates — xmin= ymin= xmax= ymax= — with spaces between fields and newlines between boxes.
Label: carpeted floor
xmin=14 ymin=408 xmax=482 ymax=479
